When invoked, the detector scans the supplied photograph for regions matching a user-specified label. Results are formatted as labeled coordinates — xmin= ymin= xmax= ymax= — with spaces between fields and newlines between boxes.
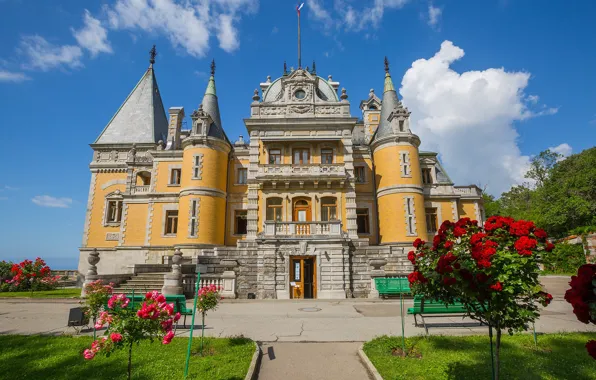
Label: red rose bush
xmin=408 ymin=216 xmax=553 ymax=379
xmin=3 ymin=257 xmax=60 ymax=292
xmin=564 ymin=264 xmax=596 ymax=359
xmin=83 ymin=291 xmax=180 ymax=380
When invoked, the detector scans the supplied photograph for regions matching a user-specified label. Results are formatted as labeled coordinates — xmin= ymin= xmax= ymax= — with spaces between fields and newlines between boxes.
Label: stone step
xmin=113 ymin=286 xmax=164 ymax=293
xmin=125 ymin=279 xmax=165 ymax=284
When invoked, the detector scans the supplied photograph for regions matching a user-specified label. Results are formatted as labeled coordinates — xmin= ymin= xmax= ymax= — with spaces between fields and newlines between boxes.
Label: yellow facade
xmin=122 ymin=203 xmax=148 ymax=246
xmin=86 ymin=172 xmax=127 ymax=248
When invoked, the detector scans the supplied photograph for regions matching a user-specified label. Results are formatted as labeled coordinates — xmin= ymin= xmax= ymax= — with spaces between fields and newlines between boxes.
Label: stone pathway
xmin=258 ymin=342 xmax=372 ymax=380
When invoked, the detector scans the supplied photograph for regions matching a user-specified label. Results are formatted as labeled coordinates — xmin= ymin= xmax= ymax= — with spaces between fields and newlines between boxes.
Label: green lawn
xmin=363 ymin=333 xmax=596 ymax=380
xmin=0 ymin=288 xmax=81 ymax=298
xmin=0 ymin=335 xmax=255 ymax=380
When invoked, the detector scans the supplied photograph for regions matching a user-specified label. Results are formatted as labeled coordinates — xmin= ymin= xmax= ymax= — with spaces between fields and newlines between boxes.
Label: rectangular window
xmin=422 ymin=168 xmax=433 ymax=184
xmin=165 ymin=210 xmax=178 ymax=235
xmin=293 ymin=149 xmax=310 ymax=165
xmin=266 ymin=198 xmax=283 ymax=221
xmin=235 ymin=210 xmax=248 ymax=235
xmin=321 ymin=197 xmax=337 ymax=221
xmin=405 ymin=197 xmax=416 ymax=235
xmin=106 ymin=200 xmax=123 ymax=223
xmin=169 ymin=168 xmax=181 ymax=185
xmin=269 ymin=149 xmax=282 ymax=164
xmin=189 ymin=200 xmax=198 ymax=237
xmin=321 ymin=149 xmax=333 ymax=164
xmin=426 ymin=208 xmax=438 ymax=233
xmin=356 ymin=208 xmax=370 ymax=234
xmin=192 ymin=155 xmax=203 ymax=179
xmin=237 ymin=168 xmax=248 ymax=184
xmin=400 ymin=151 xmax=411 ymax=177
xmin=399 ymin=120 xmax=404 ymax=132
xmin=355 ymin=166 xmax=366 ymax=183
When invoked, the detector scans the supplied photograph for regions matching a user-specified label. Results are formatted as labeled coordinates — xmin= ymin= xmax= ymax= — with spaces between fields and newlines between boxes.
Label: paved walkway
xmin=258 ymin=342 xmax=372 ymax=380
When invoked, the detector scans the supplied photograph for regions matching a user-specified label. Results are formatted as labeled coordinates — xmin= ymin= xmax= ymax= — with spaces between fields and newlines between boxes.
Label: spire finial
xmin=312 ymin=60 xmax=316 ymax=74
xmin=210 ymin=59 xmax=216 ymax=76
xmin=284 ymin=61 xmax=288 ymax=75
xmin=149 ymin=45 xmax=157 ymax=66
xmin=384 ymin=56 xmax=390 ymax=74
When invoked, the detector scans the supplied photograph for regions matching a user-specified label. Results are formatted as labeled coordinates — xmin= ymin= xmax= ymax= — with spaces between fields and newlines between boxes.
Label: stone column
xmin=220 ymin=259 xmax=238 ymax=299
xmin=368 ymin=258 xmax=387 ymax=299
xmin=162 ymin=248 xmax=183 ymax=295
xmin=81 ymin=249 xmax=100 ymax=297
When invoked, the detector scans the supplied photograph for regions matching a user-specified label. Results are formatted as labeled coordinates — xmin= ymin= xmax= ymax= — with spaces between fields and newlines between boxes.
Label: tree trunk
xmin=127 ymin=342 xmax=133 ymax=380
xmin=495 ymin=326 xmax=502 ymax=380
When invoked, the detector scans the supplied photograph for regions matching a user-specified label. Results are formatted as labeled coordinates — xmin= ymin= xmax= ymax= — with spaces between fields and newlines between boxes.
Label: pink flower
xmin=83 ymin=349 xmax=95 ymax=360
xmin=94 ymin=321 xmax=103 ymax=329
xmin=162 ymin=330 xmax=175 ymax=345
xmin=110 ymin=333 xmax=123 ymax=343
xmin=174 ymin=312 xmax=181 ymax=322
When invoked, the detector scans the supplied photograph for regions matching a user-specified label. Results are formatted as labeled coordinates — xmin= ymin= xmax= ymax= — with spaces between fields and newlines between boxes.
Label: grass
xmin=0 ymin=335 xmax=255 ymax=380
xmin=0 ymin=288 xmax=81 ymax=298
xmin=363 ymin=333 xmax=596 ymax=380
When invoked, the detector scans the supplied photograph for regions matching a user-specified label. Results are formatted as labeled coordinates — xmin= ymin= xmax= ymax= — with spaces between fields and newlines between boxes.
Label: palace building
xmin=78 ymin=52 xmax=484 ymax=299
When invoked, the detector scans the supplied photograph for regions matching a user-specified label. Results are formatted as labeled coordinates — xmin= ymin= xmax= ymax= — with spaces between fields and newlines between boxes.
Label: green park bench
xmin=375 ymin=277 xmax=411 ymax=298
xmin=407 ymin=295 xmax=475 ymax=335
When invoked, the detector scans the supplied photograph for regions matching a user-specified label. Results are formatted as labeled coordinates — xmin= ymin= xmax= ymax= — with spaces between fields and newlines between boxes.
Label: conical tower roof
xmin=200 ymin=60 xmax=226 ymax=140
xmin=95 ymin=53 xmax=168 ymax=144
xmin=374 ymin=57 xmax=400 ymax=141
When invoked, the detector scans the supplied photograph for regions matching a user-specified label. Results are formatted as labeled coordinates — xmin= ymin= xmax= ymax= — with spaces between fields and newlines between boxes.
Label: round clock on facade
xmin=294 ymin=89 xmax=306 ymax=99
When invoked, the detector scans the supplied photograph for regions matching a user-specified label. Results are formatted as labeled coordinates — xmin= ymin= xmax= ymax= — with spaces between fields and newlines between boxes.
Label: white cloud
xmin=549 ymin=143 xmax=573 ymax=158
xmin=427 ymin=4 xmax=442 ymax=28
xmin=32 ymin=195 xmax=73 ymax=208
xmin=310 ymin=0 xmax=410 ymax=32
xmin=399 ymin=40 xmax=557 ymax=195
xmin=527 ymin=94 xmax=539 ymax=104
xmin=19 ymin=35 xmax=83 ymax=71
xmin=0 ymin=70 xmax=30 ymax=82
xmin=217 ymin=14 xmax=239 ymax=52
xmin=106 ymin=0 xmax=255 ymax=57
xmin=73 ymin=10 xmax=112 ymax=57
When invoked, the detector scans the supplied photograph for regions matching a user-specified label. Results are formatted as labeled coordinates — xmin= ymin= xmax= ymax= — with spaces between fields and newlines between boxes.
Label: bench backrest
xmin=375 ymin=277 xmax=411 ymax=294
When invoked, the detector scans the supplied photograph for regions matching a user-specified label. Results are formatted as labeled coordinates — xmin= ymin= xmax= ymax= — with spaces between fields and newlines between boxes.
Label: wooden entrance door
xmin=290 ymin=256 xmax=316 ymax=299
xmin=293 ymin=198 xmax=311 ymax=235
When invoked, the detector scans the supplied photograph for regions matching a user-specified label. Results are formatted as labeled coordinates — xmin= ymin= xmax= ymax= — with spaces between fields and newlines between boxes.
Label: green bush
xmin=569 ymin=225 xmax=596 ymax=236
xmin=542 ymin=242 xmax=586 ymax=274
xmin=0 ymin=261 xmax=12 ymax=283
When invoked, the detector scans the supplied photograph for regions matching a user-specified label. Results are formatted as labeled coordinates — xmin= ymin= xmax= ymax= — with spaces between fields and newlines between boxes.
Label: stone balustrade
xmin=454 ymin=186 xmax=482 ymax=197
xmin=263 ymin=220 xmax=342 ymax=237
xmin=256 ymin=164 xmax=346 ymax=180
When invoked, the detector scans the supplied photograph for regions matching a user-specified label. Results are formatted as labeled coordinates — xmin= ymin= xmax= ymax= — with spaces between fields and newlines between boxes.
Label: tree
xmin=525 ymin=149 xmax=562 ymax=186
xmin=482 ymin=193 xmax=501 ymax=217
xmin=408 ymin=217 xmax=553 ymax=380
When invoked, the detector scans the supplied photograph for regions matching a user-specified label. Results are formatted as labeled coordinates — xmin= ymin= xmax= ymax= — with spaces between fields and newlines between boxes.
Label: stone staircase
xmin=112 ymin=273 xmax=167 ymax=294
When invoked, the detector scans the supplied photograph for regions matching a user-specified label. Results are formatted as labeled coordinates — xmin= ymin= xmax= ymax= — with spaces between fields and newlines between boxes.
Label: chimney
xmin=166 ymin=107 xmax=184 ymax=150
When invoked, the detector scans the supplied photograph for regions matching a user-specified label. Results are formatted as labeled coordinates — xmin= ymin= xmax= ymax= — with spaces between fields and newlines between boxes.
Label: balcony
xmin=454 ymin=186 xmax=482 ymax=198
xmin=256 ymin=164 xmax=346 ymax=181
xmin=262 ymin=221 xmax=343 ymax=238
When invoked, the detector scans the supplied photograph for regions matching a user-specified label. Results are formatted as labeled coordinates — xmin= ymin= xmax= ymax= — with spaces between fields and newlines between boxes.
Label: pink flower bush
xmin=2 ymin=257 xmax=60 ymax=292
xmin=82 ymin=291 xmax=178 ymax=380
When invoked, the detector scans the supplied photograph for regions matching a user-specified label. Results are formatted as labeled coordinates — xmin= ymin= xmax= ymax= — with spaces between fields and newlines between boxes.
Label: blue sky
xmin=0 ymin=0 xmax=595 ymax=269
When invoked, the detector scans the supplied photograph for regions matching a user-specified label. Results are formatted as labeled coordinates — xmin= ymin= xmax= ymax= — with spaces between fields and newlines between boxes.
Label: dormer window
xmin=294 ymin=89 xmax=306 ymax=99
xmin=399 ymin=120 xmax=404 ymax=132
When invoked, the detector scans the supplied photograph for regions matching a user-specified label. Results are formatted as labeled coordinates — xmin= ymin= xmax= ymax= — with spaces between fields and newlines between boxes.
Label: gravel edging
xmin=358 ymin=344 xmax=383 ymax=380
xmin=244 ymin=341 xmax=262 ymax=380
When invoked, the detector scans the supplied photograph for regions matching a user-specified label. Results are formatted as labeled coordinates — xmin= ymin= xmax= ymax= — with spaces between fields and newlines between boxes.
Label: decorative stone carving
xmin=82 ymin=249 xmax=100 ymax=296
xmin=289 ymin=105 xmax=312 ymax=114
xmin=369 ymin=258 xmax=387 ymax=270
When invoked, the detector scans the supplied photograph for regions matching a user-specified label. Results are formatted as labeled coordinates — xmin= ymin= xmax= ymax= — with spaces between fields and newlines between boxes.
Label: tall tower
xmin=371 ymin=58 xmax=427 ymax=244
xmin=178 ymin=61 xmax=231 ymax=246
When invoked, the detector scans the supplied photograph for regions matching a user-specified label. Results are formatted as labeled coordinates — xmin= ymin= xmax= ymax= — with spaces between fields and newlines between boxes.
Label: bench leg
xmin=420 ymin=315 xmax=429 ymax=337
xmin=413 ymin=313 xmax=418 ymax=327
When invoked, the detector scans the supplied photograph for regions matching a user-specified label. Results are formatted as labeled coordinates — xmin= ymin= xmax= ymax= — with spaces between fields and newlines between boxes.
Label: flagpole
xmin=297 ymin=9 xmax=301 ymax=69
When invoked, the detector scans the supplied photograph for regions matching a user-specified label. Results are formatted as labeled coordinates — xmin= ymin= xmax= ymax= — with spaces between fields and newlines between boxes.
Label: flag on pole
xmin=297 ymin=2 xmax=304 ymax=15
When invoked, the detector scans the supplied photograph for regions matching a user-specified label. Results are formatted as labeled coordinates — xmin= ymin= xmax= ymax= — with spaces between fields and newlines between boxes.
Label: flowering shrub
xmin=564 ymin=264 xmax=596 ymax=359
xmin=3 ymin=257 xmax=60 ymax=292
xmin=82 ymin=291 xmax=180 ymax=380
xmin=81 ymin=280 xmax=114 ymax=332
xmin=409 ymin=216 xmax=553 ymax=379
xmin=197 ymin=284 xmax=222 ymax=315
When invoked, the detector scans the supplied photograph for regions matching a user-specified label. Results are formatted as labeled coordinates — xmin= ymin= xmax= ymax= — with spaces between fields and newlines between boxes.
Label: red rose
xmin=413 ymin=238 xmax=425 ymax=249
xmin=407 ymin=250 xmax=416 ymax=265
xmin=408 ymin=271 xmax=427 ymax=284
xmin=476 ymin=273 xmax=489 ymax=283
xmin=490 ymin=281 xmax=503 ymax=292
xmin=514 ymin=236 xmax=538 ymax=254
xmin=444 ymin=241 xmax=454 ymax=249
xmin=454 ymin=262 xmax=461 ymax=270
xmin=538 ymin=291 xmax=553 ymax=307
xmin=453 ymin=227 xmax=466 ymax=237
xmin=510 ymin=220 xmax=535 ymax=236
xmin=545 ymin=242 xmax=555 ymax=252
xmin=477 ymin=259 xmax=492 ymax=269
xmin=442 ymin=277 xmax=457 ymax=286
xmin=470 ymin=233 xmax=487 ymax=246
xmin=533 ymin=228 xmax=547 ymax=240
xmin=586 ymin=340 xmax=596 ymax=360
xmin=439 ymin=220 xmax=453 ymax=232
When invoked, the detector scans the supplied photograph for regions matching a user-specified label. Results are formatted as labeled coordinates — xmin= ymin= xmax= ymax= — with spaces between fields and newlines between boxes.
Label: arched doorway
xmin=293 ymin=198 xmax=311 ymax=236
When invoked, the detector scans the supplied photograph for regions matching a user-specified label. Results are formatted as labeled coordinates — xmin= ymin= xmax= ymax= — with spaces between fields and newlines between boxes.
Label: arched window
xmin=136 ymin=171 xmax=151 ymax=186
xmin=266 ymin=197 xmax=283 ymax=221
xmin=321 ymin=197 xmax=337 ymax=221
